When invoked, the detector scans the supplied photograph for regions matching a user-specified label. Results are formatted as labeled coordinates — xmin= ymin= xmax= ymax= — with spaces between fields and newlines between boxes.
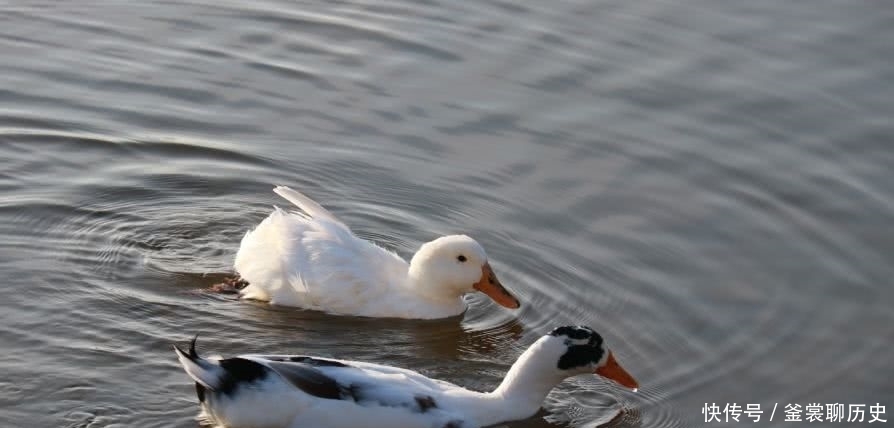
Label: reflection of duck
xmin=174 ymin=326 xmax=638 ymax=428
xmin=220 ymin=186 xmax=519 ymax=319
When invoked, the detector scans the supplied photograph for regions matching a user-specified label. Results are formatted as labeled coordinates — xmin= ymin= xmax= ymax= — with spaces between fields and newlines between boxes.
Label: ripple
xmin=219 ymin=5 xmax=463 ymax=62
xmin=2 ymin=1 xmax=894 ymax=428
xmin=244 ymin=60 xmax=338 ymax=90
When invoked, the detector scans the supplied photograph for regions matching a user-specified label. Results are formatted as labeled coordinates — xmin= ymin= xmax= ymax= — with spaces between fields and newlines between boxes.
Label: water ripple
xmin=2 ymin=1 xmax=893 ymax=428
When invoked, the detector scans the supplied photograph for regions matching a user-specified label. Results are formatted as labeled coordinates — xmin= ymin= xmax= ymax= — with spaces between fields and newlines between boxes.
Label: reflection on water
xmin=2 ymin=1 xmax=893 ymax=427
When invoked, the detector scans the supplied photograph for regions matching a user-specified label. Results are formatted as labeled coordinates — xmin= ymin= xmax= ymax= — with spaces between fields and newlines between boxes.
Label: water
xmin=2 ymin=1 xmax=893 ymax=427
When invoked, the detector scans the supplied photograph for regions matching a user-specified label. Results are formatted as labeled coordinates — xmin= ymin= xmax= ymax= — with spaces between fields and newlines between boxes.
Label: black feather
xmin=174 ymin=336 xmax=206 ymax=402
xmin=195 ymin=382 xmax=206 ymax=402
xmin=261 ymin=355 xmax=349 ymax=368
xmin=217 ymin=358 xmax=269 ymax=396
xmin=262 ymin=360 xmax=345 ymax=400
xmin=549 ymin=326 xmax=596 ymax=341
xmin=557 ymin=345 xmax=604 ymax=370
xmin=189 ymin=334 xmax=199 ymax=359
xmin=287 ymin=356 xmax=349 ymax=367
xmin=414 ymin=395 xmax=438 ymax=412
xmin=550 ymin=326 xmax=605 ymax=370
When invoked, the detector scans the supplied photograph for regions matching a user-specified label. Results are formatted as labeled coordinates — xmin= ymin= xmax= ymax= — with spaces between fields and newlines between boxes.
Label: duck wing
xmin=234 ymin=187 xmax=410 ymax=311
xmin=244 ymin=355 xmax=458 ymax=412
xmin=273 ymin=186 xmax=350 ymax=231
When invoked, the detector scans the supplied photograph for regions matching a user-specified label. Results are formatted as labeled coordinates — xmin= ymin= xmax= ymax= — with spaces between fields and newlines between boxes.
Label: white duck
xmin=174 ymin=326 xmax=639 ymax=428
xmin=225 ymin=186 xmax=519 ymax=319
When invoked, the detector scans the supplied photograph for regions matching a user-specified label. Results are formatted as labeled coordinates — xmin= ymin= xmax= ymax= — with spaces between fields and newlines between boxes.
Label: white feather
xmin=273 ymin=185 xmax=347 ymax=227
xmin=174 ymin=332 xmax=630 ymax=428
xmin=173 ymin=345 xmax=222 ymax=390
xmin=232 ymin=186 xmax=516 ymax=319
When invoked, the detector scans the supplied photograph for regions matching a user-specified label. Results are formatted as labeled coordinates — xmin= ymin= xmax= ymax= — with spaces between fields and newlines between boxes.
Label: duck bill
xmin=472 ymin=262 xmax=520 ymax=309
xmin=594 ymin=351 xmax=639 ymax=390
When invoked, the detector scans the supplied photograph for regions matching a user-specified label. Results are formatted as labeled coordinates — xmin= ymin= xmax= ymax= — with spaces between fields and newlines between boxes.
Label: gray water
xmin=2 ymin=1 xmax=893 ymax=427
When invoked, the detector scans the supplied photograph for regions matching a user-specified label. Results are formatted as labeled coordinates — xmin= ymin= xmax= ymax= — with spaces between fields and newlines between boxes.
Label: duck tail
xmin=173 ymin=335 xmax=224 ymax=390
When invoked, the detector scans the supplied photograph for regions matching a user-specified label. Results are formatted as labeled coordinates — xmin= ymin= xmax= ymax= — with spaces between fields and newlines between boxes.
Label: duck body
xmin=231 ymin=186 xmax=519 ymax=319
xmin=174 ymin=326 xmax=639 ymax=428
xmin=177 ymin=347 xmax=478 ymax=428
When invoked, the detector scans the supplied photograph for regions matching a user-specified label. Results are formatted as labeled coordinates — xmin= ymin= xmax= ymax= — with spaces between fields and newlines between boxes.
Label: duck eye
xmin=457 ymin=255 xmax=467 ymax=262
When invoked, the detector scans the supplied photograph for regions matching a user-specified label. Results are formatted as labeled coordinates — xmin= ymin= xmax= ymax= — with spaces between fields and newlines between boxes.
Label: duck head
xmin=482 ymin=325 xmax=637 ymax=425
xmin=524 ymin=325 xmax=638 ymax=390
xmin=407 ymin=235 xmax=520 ymax=309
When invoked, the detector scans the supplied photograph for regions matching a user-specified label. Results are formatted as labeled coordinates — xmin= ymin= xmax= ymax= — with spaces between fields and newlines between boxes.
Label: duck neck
xmin=405 ymin=265 xmax=464 ymax=302
xmin=402 ymin=268 xmax=465 ymax=317
xmin=467 ymin=344 xmax=564 ymax=426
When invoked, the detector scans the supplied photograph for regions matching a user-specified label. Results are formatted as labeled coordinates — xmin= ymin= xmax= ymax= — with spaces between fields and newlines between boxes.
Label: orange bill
xmin=472 ymin=262 xmax=520 ymax=309
xmin=594 ymin=351 xmax=638 ymax=390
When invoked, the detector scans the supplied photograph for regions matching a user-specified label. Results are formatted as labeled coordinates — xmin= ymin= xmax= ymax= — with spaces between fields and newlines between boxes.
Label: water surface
xmin=1 ymin=1 xmax=893 ymax=427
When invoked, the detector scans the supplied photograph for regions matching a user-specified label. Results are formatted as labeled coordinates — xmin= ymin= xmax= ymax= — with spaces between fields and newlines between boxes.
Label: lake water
xmin=1 ymin=1 xmax=893 ymax=427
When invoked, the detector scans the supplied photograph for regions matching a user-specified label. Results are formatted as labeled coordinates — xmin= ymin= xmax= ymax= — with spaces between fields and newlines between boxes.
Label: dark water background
xmin=1 ymin=1 xmax=893 ymax=427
